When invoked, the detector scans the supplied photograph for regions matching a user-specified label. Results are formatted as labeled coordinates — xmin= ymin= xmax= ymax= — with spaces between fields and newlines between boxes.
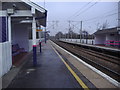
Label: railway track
xmin=52 ymin=40 xmax=120 ymax=82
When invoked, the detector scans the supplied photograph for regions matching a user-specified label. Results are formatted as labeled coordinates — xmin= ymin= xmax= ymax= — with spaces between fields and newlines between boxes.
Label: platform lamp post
xmin=65 ymin=30 xmax=67 ymax=41
xmin=80 ymin=21 xmax=82 ymax=43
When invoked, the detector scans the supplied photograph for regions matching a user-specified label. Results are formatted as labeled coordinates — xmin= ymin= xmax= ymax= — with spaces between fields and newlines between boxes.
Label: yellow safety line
xmin=51 ymin=44 xmax=89 ymax=90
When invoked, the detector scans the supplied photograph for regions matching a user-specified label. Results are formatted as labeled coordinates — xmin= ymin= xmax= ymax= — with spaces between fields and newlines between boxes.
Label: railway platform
xmin=60 ymin=40 xmax=120 ymax=52
xmin=3 ymin=40 xmax=118 ymax=89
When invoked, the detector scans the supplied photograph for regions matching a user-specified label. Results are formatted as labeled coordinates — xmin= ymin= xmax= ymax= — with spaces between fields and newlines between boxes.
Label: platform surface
xmin=7 ymin=41 xmax=87 ymax=88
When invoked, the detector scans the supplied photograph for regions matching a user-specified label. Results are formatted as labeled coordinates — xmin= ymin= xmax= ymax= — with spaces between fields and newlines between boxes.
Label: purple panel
xmin=6 ymin=17 xmax=8 ymax=41
xmin=0 ymin=17 xmax=7 ymax=43
xmin=0 ymin=17 xmax=2 ymax=42
xmin=2 ymin=17 xmax=6 ymax=42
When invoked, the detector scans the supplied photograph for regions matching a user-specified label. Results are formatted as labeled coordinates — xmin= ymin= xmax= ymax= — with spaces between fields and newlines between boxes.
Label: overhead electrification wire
xmin=83 ymin=8 xmax=118 ymax=22
xmin=74 ymin=1 xmax=99 ymax=18
xmin=67 ymin=1 xmax=93 ymax=20
xmin=83 ymin=12 xmax=119 ymax=23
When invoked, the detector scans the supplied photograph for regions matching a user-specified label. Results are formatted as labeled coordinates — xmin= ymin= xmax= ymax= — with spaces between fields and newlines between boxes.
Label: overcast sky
xmin=31 ymin=0 xmax=118 ymax=35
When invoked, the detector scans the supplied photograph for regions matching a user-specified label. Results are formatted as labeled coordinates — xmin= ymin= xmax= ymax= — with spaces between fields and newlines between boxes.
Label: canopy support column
xmin=8 ymin=15 xmax=12 ymax=67
xmin=32 ymin=16 xmax=37 ymax=66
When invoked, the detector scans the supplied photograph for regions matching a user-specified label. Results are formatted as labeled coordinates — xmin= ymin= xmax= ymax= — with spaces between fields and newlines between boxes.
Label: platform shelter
xmin=0 ymin=0 xmax=47 ymax=77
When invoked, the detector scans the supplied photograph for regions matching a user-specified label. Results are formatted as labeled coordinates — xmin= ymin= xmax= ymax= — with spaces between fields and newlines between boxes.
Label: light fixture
xmin=20 ymin=20 xmax=32 ymax=23
xmin=7 ymin=9 xmax=14 ymax=15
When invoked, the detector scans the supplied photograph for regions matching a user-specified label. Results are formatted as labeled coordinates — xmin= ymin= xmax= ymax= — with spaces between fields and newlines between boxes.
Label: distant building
xmin=94 ymin=1 xmax=120 ymax=48
xmin=94 ymin=27 xmax=120 ymax=48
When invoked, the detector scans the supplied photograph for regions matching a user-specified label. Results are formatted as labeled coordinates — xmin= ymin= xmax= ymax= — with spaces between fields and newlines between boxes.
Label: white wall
xmin=106 ymin=34 xmax=118 ymax=41
xmin=0 ymin=42 xmax=12 ymax=77
xmin=94 ymin=35 xmax=106 ymax=45
xmin=12 ymin=24 xmax=30 ymax=52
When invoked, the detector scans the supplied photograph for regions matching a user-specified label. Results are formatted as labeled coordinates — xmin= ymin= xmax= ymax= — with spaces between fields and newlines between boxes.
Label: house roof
xmin=94 ymin=27 xmax=118 ymax=35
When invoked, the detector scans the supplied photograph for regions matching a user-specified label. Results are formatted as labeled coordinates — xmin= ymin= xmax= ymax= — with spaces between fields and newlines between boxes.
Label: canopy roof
xmin=1 ymin=0 xmax=47 ymax=27
xmin=94 ymin=27 xmax=118 ymax=35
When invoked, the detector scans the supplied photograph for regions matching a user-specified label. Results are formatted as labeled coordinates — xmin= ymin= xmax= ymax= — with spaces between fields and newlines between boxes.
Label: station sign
xmin=36 ymin=27 xmax=43 ymax=32
xmin=36 ymin=29 xmax=43 ymax=32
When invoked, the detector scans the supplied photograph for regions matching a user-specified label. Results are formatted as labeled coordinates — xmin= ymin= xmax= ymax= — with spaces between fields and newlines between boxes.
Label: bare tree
xmin=101 ymin=20 xmax=109 ymax=29
xmin=96 ymin=23 xmax=101 ymax=31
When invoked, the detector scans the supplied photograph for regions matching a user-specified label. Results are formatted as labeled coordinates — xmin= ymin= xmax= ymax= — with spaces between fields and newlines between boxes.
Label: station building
xmin=94 ymin=2 xmax=120 ymax=48
xmin=94 ymin=27 xmax=120 ymax=48
xmin=0 ymin=0 xmax=47 ymax=77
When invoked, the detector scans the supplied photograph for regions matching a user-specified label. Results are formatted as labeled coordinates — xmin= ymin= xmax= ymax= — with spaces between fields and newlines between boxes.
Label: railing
xmin=0 ymin=42 xmax=12 ymax=77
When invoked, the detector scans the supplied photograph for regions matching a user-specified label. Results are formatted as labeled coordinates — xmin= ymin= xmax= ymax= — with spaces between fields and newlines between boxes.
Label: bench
xmin=12 ymin=44 xmax=26 ymax=56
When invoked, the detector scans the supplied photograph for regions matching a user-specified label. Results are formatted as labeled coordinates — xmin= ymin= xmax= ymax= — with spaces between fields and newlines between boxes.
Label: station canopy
xmin=1 ymin=0 xmax=47 ymax=27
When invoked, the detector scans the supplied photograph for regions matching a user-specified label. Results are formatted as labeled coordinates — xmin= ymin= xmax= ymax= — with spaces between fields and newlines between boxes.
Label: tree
xmin=101 ymin=20 xmax=109 ymax=29
xmin=96 ymin=23 xmax=101 ymax=31
xmin=96 ymin=20 xmax=109 ymax=31
xmin=55 ymin=32 xmax=63 ymax=39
